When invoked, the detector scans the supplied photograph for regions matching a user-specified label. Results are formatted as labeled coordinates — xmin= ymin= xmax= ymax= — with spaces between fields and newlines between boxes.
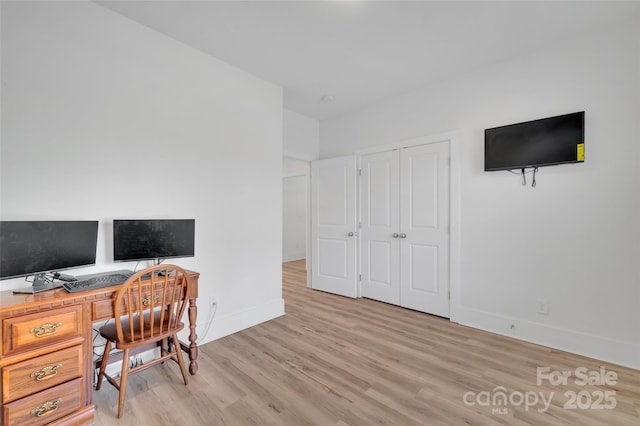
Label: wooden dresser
xmin=0 ymin=270 xmax=199 ymax=425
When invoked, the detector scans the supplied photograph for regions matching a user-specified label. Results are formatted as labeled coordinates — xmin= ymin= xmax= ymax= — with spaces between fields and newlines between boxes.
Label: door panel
xmin=407 ymin=151 xmax=439 ymax=229
xmin=408 ymin=244 xmax=438 ymax=293
xmin=317 ymin=238 xmax=348 ymax=279
xmin=369 ymin=241 xmax=391 ymax=283
xmin=317 ymin=167 xmax=349 ymax=226
xmin=360 ymin=151 xmax=400 ymax=305
xmin=311 ymin=156 xmax=358 ymax=298
xmin=400 ymin=142 xmax=450 ymax=317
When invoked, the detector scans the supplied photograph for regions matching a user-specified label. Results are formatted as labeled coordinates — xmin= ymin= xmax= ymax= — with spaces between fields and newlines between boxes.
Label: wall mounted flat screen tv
xmin=485 ymin=111 xmax=585 ymax=171
xmin=113 ymin=219 xmax=195 ymax=263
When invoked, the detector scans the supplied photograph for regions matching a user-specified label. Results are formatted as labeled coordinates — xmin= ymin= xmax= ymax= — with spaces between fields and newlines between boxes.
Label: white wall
xmin=283 ymin=108 xmax=319 ymax=161
xmin=321 ymin=21 xmax=640 ymax=368
xmin=282 ymin=173 xmax=307 ymax=262
xmin=0 ymin=1 xmax=284 ymax=343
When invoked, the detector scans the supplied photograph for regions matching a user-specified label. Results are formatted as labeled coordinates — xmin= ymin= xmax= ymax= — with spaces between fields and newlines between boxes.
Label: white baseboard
xmin=453 ymin=306 xmax=640 ymax=370
xmin=200 ymin=298 xmax=286 ymax=344
xmin=283 ymin=252 xmax=306 ymax=262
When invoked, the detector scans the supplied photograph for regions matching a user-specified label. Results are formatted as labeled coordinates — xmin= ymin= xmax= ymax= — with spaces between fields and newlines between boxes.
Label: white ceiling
xmin=96 ymin=1 xmax=640 ymax=121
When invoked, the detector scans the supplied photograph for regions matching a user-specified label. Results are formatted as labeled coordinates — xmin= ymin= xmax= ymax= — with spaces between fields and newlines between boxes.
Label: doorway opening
xmin=283 ymin=157 xmax=310 ymax=265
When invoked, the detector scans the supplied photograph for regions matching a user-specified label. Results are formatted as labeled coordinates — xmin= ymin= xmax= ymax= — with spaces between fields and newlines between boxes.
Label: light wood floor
xmin=94 ymin=260 xmax=639 ymax=425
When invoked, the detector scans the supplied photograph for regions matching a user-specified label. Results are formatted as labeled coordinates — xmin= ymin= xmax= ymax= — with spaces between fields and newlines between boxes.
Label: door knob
xmin=400 ymin=233 xmax=407 ymax=238
xmin=347 ymin=232 xmax=354 ymax=237
xmin=392 ymin=233 xmax=399 ymax=238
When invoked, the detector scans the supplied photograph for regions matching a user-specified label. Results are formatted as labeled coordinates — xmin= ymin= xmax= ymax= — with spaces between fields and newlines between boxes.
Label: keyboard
xmin=63 ymin=271 xmax=133 ymax=293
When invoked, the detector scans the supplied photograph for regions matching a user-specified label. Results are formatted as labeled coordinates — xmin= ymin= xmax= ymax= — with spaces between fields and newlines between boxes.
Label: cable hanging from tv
xmin=508 ymin=167 xmax=538 ymax=187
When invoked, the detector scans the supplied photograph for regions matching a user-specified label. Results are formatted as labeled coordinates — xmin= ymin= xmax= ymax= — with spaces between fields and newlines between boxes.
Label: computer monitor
xmin=113 ymin=219 xmax=195 ymax=263
xmin=0 ymin=221 xmax=99 ymax=293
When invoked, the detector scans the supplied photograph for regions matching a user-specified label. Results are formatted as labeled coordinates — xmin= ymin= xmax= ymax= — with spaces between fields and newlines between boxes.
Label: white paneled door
xmin=310 ymin=156 xmax=358 ymax=298
xmin=361 ymin=142 xmax=450 ymax=317
xmin=399 ymin=142 xmax=450 ymax=317
xmin=360 ymin=150 xmax=401 ymax=305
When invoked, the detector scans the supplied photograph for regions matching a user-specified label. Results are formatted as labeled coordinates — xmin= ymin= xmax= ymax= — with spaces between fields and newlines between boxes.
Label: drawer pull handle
xmin=30 ymin=322 xmax=62 ymax=337
xmin=142 ymin=294 xmax=160 ymax=307
xmin=31 ymin=364 xmax=63 ymax=381
xmin=31 ymin=398 xmax=62 ymax=417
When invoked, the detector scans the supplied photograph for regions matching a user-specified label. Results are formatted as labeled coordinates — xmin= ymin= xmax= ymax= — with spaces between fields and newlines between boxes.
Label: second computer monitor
xmin=113 ymin=219 xmax=195 ymax=263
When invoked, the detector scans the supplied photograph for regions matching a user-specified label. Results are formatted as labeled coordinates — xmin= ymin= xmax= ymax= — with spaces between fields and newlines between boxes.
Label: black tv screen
xmin=0 ymin=221 xmax=98 ymax=280
xmin=113 ymin=219 xmax=195 ymax=262
xmin=485 ymin=111 xmax=585 ymax=171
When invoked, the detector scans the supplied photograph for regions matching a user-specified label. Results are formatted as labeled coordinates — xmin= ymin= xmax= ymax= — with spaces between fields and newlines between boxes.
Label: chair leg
xmin=160 ymin=338 xmax=168 ymax=362
xmin=172 ymin=334 xmax=189 ymax=386
xmin=95 ymin=340 xmax=111 ymax=390
xmin=117 ymin=348 xmax=130 ymax=418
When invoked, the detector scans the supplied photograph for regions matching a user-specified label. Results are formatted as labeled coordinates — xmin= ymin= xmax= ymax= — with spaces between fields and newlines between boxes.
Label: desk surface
xmin=0 ymin=270 xmax=199 ymax=313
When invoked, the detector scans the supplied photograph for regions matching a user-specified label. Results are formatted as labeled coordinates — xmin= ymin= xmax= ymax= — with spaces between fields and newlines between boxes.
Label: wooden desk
xmin=0 ymin=270 xmax=199 ymax=425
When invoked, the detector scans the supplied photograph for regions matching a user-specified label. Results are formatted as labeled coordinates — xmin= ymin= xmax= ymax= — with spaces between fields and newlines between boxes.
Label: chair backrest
xmin=112 ymin=264 xmax=190 ymax=344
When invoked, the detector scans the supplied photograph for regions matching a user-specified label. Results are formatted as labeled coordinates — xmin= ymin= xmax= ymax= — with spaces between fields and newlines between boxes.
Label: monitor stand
xmin=13 ymin=273 xmax=64 ymax=294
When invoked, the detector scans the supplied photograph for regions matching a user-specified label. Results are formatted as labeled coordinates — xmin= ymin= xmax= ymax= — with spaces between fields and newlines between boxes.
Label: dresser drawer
xmin=47 ymin=405 xmax=95 ymax=426
xmin=2 ymin=377 xmax=83 ymax=426
xmin=2 ymin=306 xmax=82 ymax=356
xmin=2 ymin=345 xmax=83 ymax=403
xmin=92 ymin=299 xmax=114 ymax=321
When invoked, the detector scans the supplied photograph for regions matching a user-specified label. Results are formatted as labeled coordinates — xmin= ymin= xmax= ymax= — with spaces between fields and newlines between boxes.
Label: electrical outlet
xmin=537 ymin=299 xmax=549 ymax=315
xmin=209 ymin=296 xmax=218 ymax=308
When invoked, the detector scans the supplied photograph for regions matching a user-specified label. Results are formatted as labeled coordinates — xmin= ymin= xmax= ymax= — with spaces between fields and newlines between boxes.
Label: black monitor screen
xmin=0 ymin=221 xmax=99 ymax=280
xmin=485 ymin=111 xmax=585 ymax=171
xmin=113 ymin=219 xmax=195 ymax=262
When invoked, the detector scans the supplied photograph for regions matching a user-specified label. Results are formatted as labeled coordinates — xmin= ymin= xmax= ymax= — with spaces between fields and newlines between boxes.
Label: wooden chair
xmin=95 ymin=264 xmax=190 ymax=418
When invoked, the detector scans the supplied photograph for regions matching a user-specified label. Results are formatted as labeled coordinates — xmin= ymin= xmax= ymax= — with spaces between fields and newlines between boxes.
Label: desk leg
xmin=181 ymin=297 xmax=198 ymax=375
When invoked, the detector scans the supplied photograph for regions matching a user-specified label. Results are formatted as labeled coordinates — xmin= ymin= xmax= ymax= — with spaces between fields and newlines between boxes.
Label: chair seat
xmin=100 ymin=311 xmax=184 ymax=348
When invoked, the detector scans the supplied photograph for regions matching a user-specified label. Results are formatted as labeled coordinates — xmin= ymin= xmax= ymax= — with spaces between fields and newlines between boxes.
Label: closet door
xmin=310 ymin=156 xmax=358 ymax=298
xmin=360 ymin=150 xmax=400 ymax=305
xmin=399 ymin=142 xmax=450 ymax=317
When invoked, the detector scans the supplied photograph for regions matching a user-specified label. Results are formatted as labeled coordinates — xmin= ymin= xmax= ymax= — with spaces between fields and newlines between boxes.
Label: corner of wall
xmin=199 ymin=298 xmax=286 ymax=344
